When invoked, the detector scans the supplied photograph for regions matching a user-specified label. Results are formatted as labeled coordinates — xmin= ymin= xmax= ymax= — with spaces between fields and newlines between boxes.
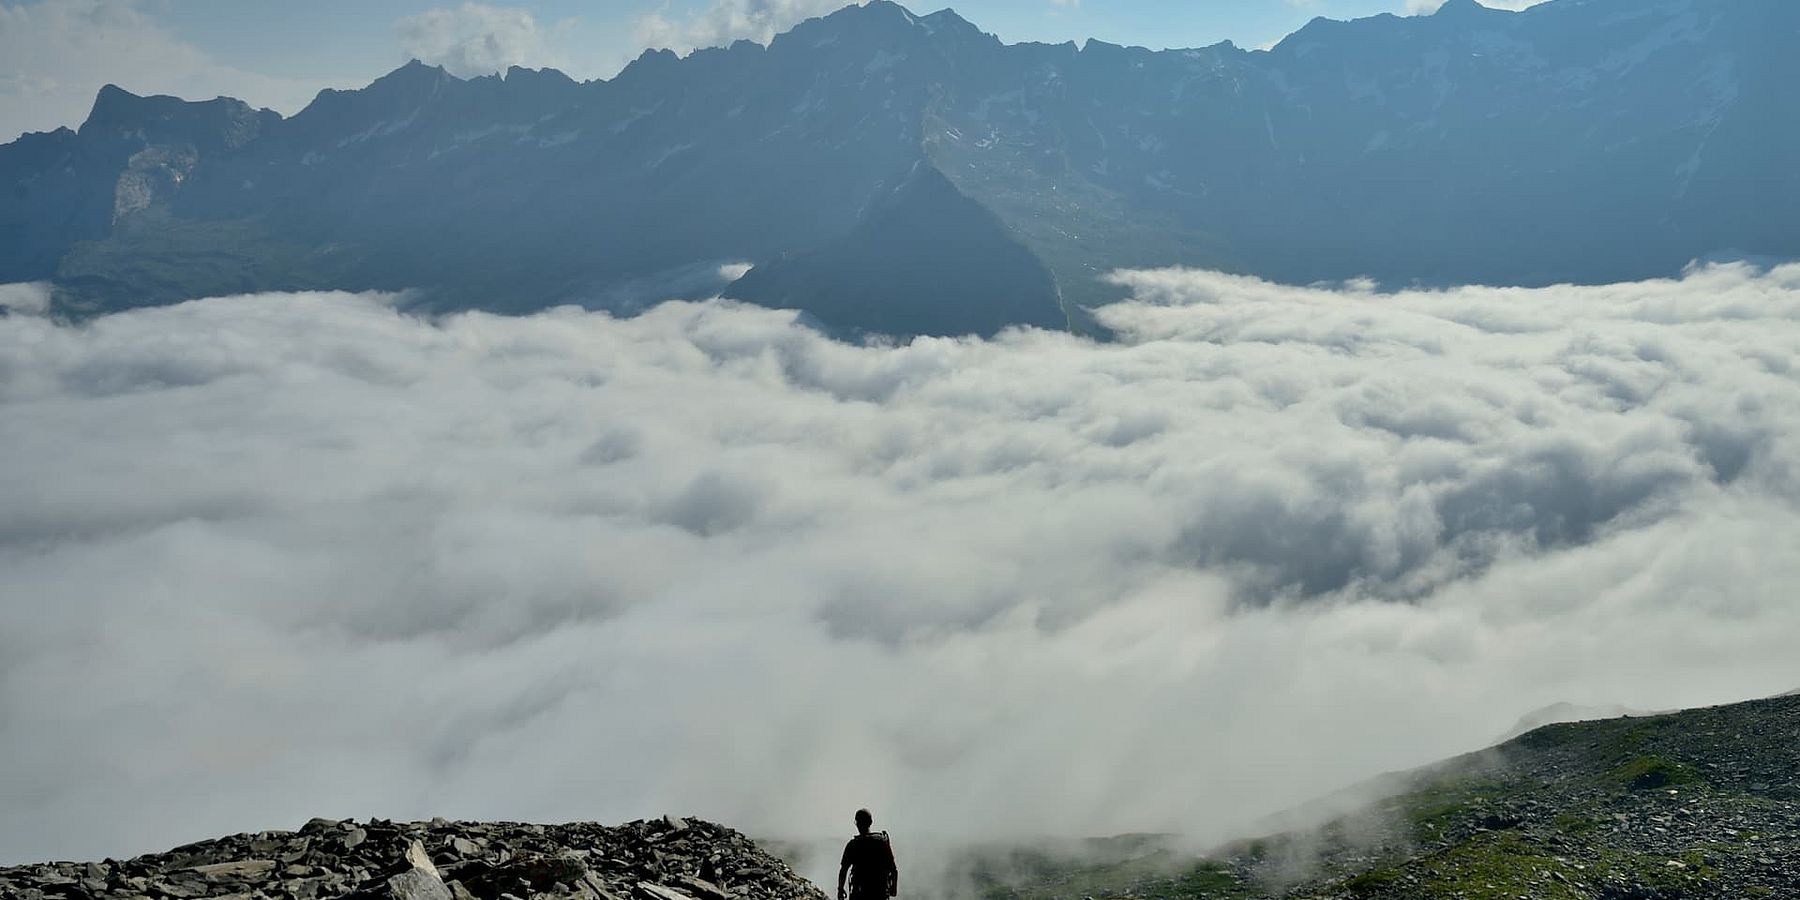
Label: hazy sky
xmin=0 ymin=0 xmax=1544 ymax=140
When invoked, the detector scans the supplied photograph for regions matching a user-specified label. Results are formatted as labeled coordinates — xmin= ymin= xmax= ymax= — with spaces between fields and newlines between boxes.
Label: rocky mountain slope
xmin=0 ymin=816 xmax=820 ymax=900
xmin=964 ymin=692 xmax=1800 ymax=899
xmin=4 ymin=0 xmax=1798 ymax=335
xmin=3 ymin=694 xmax=1795 ymax=899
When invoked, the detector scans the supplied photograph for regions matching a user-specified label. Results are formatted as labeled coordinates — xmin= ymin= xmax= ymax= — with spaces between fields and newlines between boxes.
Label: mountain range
xmin=4 ymin=0 xmax=1796 ymax=336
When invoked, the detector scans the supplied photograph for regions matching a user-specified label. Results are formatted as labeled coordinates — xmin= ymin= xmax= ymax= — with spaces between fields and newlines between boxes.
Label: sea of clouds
xmin=2 ymin=264 xmax=1798 ymax=870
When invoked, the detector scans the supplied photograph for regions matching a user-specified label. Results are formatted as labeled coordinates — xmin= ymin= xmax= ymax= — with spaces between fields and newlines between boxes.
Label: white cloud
xmin=634 ymin=0 xmax=863 ymax=55
xmin=394 ymin=3 xmax=571 ymax=78
xmin=0 ymin=0 xmax=339 ymax=140
xmin=1 ymin=265 xmax=1798 ymax=876
xmin=0 ymin=281 xmax=50 ymax=314
xmin=1406 ymin=0 xmax=1549 ymax=13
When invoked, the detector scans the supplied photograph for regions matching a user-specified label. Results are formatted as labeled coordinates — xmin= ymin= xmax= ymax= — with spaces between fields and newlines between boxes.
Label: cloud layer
xmin=2 ymin=265 xmax=1798 ymax=872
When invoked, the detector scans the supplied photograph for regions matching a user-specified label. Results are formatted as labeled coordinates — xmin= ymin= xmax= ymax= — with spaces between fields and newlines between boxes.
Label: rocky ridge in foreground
xmin=0 ymin=816 xmax=822 ymax=900
xmin=9 ymin=693 xmax=1798 ymax=900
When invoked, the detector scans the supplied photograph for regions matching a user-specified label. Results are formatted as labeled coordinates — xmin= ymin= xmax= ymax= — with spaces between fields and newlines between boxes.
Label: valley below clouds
xmin=2 ymin=264 xmax=1799 ymax=867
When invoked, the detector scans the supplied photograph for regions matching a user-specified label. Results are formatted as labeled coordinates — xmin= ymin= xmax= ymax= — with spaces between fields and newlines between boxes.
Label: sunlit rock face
xmin=3 ymin=0 xmax=1797 ymax=335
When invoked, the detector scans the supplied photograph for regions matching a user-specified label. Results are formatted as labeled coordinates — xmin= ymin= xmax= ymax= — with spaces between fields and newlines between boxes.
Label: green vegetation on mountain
xmin=961 ymin=693 xmax=1800 ymax=899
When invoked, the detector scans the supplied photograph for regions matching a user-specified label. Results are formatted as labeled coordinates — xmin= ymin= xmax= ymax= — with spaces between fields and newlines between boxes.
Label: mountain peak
xmin=82 ymin=83 xmax=141 ymax=130
xmin=285 ymin=58 xmax=457 ymax=139
xmin=503 ymin=65 xmax=576 ymax=87
xmin=77 ymin=83 xmax=269 ymax=147
xmin=616 ymin=47 xmax=681 ymax=83
xmin=820 ymin=0 xmax=920 ymax=32
xmin=768 ymin=1 xmax=929 ymax=54
xmin=380 ymin=58 xmax=453 ymax=84
xmin=360 ymin=58 xmax=462 ymax=101
xmin=917 ymin=6 xmax=998 ymax=49
xmin=918 ymin=7 xmax=975 ymax=30
xmin=1434 ymin=0 xmax=1494 ymax=17
xmin=810 ymin=1 xmax=1001 ymax=53
xmin=861 ymin=0 xmax=917 ymax=19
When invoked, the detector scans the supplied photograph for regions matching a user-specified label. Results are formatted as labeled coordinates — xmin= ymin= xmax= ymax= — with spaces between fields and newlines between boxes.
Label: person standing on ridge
xmin=837 ymin=809 xmax=897 ymax=900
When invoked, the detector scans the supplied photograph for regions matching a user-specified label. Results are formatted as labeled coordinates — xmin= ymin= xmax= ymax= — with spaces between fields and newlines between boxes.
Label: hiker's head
xmin=855 ymin=809 xmax=873 ymax=833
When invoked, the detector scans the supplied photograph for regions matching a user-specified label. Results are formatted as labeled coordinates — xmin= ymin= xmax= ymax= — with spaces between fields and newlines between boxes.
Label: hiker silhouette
xmin=837 ymin=809 xmax=897 ymax=900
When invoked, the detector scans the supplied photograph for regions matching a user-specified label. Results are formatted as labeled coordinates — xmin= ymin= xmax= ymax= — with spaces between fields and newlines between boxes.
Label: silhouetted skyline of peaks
xmin=6 ymin=0 xmax=1794 ymax=336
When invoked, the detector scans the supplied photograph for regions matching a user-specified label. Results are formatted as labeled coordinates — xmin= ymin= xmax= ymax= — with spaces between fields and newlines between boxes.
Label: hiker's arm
xmin=837 ymin=857 xmax=849 ymax=900
xmin=887 ymin=842 xmax=898 ymax=895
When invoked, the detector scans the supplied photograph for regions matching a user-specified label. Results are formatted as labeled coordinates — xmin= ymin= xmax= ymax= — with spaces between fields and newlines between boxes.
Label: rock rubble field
xmin=0 ymin=816 xmax=824 ymax=900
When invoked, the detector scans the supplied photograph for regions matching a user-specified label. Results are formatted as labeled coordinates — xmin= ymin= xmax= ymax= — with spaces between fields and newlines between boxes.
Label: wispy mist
xmin=1 ymin=264 xmax=1797 ymax=870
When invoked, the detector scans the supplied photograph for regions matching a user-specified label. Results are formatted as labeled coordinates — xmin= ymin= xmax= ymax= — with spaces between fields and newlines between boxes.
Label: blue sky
xmin=0 ymin=0 xmax=1527 ymax=140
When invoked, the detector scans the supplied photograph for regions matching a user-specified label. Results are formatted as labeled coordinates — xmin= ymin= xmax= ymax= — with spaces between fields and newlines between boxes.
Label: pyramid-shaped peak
xmin=919 ymin=7 xmax=976 ymax=30
xmin=770 ymin=1 xmax=932 ymax=52
xmin=376 ymin=58 xmax=453 ymax=84
xmin=820 ymin=0 xmax=920 ymax=29
xmin=1434 ymin=0 xmax=1497 ymax=16
xmin=340 ymin=59 xmax=458 ymax=107
xmin=804 ymin=1 xmax=1002 ymax=50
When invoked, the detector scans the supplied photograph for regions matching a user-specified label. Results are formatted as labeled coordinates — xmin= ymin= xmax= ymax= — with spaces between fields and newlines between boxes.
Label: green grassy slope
xmin=957 ymin=693 xmax=1800 ymax=900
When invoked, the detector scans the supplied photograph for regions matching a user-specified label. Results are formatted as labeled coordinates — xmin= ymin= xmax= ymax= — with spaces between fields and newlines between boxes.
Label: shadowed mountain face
xmin=727 ymin=161 xmax=1067 ymax=336
xmin=4 ymin=0 xmax=1797 ymax=335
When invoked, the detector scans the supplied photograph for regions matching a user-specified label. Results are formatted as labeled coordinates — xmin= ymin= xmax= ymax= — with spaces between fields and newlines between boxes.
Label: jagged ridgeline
xmin=5 ymin=0 xmax=1799 ymax=336
xmin=0 ymin=817 xmax=822 ymax=900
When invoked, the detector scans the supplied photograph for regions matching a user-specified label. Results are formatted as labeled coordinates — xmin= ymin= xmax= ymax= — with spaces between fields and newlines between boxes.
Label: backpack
xmin=850 ymin=832 xmax=896 ymax=896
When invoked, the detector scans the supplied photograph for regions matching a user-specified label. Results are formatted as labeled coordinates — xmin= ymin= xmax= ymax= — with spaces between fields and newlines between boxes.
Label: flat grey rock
xmin=388 ymin=868 xmax=453 ymax=900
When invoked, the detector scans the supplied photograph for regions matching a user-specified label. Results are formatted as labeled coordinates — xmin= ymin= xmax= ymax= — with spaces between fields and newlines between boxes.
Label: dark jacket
xmin=841 ymin=832 xmax=897 ymax=898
